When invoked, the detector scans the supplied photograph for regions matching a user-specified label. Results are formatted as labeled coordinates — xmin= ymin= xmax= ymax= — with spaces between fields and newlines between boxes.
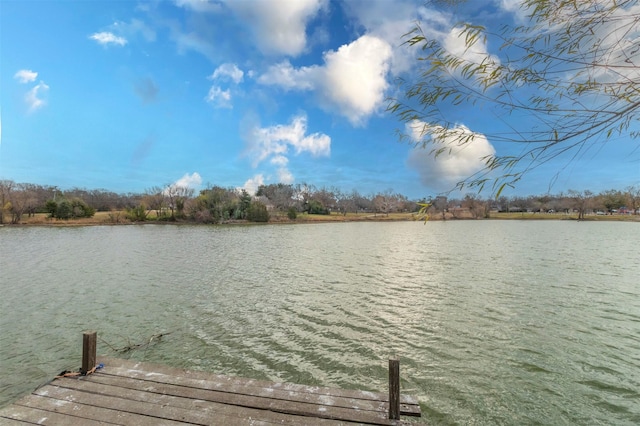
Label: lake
xmin=0 ymin=221 xmax=638 ymax=424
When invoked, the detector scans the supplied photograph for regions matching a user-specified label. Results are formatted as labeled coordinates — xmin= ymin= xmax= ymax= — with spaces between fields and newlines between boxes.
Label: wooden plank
xmin=0 ymin=404 xmax=110 ymax=426
xmin=13 ymin=393 xmax=185 ymax=426
xmin=0 ymin=417 xmax=34 ymax=425
xmin=93 ymin=366 xmax=389 ymax=414
xmin=98 ymin=357 xmax=419 ymax=405
xmin=94 ymin=359 xmax=420 ymax=417
xmin=0 ymin=416 xmax=33 ymax=426
xmin=53 ymin=376 xmax=400 ymax=425
xmin=37 ymin=381 xmax=357 ymax=426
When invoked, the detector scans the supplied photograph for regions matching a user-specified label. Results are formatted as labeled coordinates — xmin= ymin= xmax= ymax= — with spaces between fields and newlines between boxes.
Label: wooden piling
xmin=81 ymin=331 xmax=97 ymax=375
xmin=388 ymin=357 xmax=400 ymax=420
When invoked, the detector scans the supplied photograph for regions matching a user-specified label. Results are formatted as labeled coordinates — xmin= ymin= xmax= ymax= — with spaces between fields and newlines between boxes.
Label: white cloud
xmin=89 ymin=32 xmax=127 ymax=46
xmin=14 ymin=69 xmax=38 ymax=83
xmin=25 ymin=81 xmax=50 ymax=112
xmin=341 ymin=0 xmax=424 ymax=76
xmin=172 ymin=172 xmax=203 ymax=189
xmin=270 ymin=155 xmax=289 ymax=167
xmin=258 ymin=60 xmax=318 ymax=90
xmin=320 ymin=35 xmax=392 ymax=125
xmin=246 ymin=114 xmax=330 ymax=171
xmin=277 ymin=167 xmax=295 ymax=184
xmin=226 ymin=0 xmax=327 ymax=56
xmin=210 ymin=63 xmax=244 ymax=83
xmin=406 ymin=120 xmax=496 ymax=191
xmin=498 ymin=0 xmax=529 ymax=23
xmin=205 ymin=86 xmax=232 ymax=108
xmin=346 ymin=1 xmax=500 ymax=84
xmin=242 ymin=174 xmax=264 ymax=195
xmin=258 ymin=35 xmax=392 ymax=125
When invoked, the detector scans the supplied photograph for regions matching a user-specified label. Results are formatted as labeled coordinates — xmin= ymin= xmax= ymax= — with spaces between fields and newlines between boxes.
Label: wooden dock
xmin=0 ymin=333 xmax=421 ymax=425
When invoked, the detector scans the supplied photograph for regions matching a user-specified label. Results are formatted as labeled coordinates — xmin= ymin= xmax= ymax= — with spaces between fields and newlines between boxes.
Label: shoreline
xmin=2 ymin=211 xmax=639 ymax=227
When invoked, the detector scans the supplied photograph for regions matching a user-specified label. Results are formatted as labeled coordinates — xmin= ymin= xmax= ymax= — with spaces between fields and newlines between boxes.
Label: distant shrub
xmin=287 ymin=207 xmax=297 ymax=220
xmin=126 ymin=205 xmax=147 ymax=222
xmin=247 ymin=202 xmax=269 ymax=222
xmin=55 ymin=200 xmax=73 ymax=219
xmin=307 ymin=200 xmax=329 ymax=215
xmin=50 ymin=198 xmax=95 ymax=219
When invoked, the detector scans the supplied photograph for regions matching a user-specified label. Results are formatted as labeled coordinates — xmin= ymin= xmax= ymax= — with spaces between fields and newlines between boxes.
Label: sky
xmin=2 ymin=0 xmax=639 ymax=199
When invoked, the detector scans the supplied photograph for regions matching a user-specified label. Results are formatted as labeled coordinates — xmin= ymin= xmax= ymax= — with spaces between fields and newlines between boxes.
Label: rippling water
xmin=1 ymin=221 xmax=639 ymax=424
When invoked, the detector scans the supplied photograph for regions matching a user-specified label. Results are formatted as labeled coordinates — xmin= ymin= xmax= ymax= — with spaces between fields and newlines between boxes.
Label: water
xmin=1 ymin=221 xmax=638 ymax=424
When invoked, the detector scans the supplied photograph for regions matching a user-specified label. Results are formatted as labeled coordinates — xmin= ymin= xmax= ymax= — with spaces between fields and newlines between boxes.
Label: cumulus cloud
xmin=226 ymin=0 xmax=327 ymax=56
xmin=321 ymin=35 xmax=392 ymax=125
xmin=406 ymin=120 xmax=496 ymax=191
xmin=242 ymin=174 xmax=264 ymax=195
xmin=210 ymin=63 xmax=244 ymax=83
xmin=170 ymin=172 xmax=203 ymax=190
xmin=341 ymin=0 xmax=424 ymax=76
xmin=25 ymin=82 xmax=50 ymax=112
xmin=244 ymin=114 xmax=330 ymax=185
xmin=90 ymin=31 xmax=127 ymax=46
xmin=247 ymin=114 xmax=330 ymax=167
xmin=346 ymin=1 xmax=501 ymax=83
xmin=205 ymin=64 xmax=244 ymax=108
xmin=277 ymin=167 xmax=295 ymax=184
xmin=14 ymin=69 xmax=38 ymax=83
xmin=205 ymin=86 xmax=232 ymax=108
xmin=258 ymin=35 xmax=392 ymax=125
xmin=258 ymin=60 xmax=318 ymax=90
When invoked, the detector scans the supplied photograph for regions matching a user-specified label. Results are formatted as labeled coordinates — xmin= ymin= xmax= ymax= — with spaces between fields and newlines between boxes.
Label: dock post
xmin=389 ymin=357 xmax=400 ymax=420
xmin=82 ymin=331 xmax=97 ymax=375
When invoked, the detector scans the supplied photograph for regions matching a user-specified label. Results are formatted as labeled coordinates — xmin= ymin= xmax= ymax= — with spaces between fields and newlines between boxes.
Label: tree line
xmin=0 ymin=179 xmax=638 ymax=225
xmin=427 ymin=188 xmax=640 ymax=221
xmin=0 ymin=180 xmax=415 ymax=224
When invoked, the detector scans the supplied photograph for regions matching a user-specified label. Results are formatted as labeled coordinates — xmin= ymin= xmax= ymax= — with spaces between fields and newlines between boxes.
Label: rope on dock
xmin=56 ymin=363 xmax=104 ymax=378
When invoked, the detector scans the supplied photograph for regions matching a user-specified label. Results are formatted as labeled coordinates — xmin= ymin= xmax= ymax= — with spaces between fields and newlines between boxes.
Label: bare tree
xmin=144 ymin=186 xmax=166 ymax=219
xmin=165 ymin=184 xmax=194 ymax=219
xmin=5 ymin=183 xmax=38 ymax=224
xmin=625 ymin=185 xmax=640 ymax=214
xmin=568 ymin=190 xmax=594 ymax=220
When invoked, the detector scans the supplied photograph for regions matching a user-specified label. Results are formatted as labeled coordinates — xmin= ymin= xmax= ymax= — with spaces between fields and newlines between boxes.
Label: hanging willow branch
xmin=389 ymin=0 xmax=640 ymax=195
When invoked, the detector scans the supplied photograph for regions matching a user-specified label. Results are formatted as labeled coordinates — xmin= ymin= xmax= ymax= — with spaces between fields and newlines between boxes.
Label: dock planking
xmin=0 ymin=356 xmax=421 ymax=425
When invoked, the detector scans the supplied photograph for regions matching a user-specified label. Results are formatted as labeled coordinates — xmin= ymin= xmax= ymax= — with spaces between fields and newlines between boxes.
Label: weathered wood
xmin=92 ymin=364 xmax=389 ymax=413
xmin=389 ymin=358 xmax=400 ymax=420
xmin=35 ymin=382 xmax=339 ymax=426
xmin=97 ymin=356 xmax=420 ymax=407
xmin=1 ymin=356 xmax=421 ymax=425
xmin=11 ymin=393 xmax=186 ymax=426
xmin=81 ymin=331 xmax=97 ymax=375
xmin=53 ymin=375 xmax=397 ymax=425
xmin=0 ymin=404 xmax=110 ymax=425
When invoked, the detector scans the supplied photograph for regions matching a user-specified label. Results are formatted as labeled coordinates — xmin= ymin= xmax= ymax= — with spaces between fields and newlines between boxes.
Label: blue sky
xmin=2 ymin=0 xmax=638 ymax=199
